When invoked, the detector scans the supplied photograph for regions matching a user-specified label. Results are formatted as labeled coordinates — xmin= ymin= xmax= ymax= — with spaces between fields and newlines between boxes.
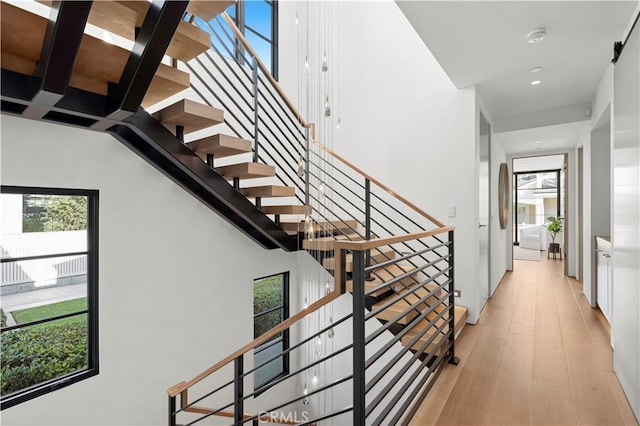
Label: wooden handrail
xmin=333 ymin=226 xmax=455 ymax=251
xmin=167 ymin=290 xmax=341 ymax=396
xmin=312 ymin=140 xmax=446 ymax=228
xmin=220 ymin=12 xmax=311 ymax=133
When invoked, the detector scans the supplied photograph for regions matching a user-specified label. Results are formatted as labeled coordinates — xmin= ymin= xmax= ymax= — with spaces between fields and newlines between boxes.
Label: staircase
xmin=0 ymin=1 xmax=467 ymax=424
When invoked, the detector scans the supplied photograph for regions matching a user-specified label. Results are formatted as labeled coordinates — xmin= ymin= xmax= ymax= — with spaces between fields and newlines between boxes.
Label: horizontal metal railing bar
xmin=193 ymin=53 xmax=253 ymax=119
xmin=306 ymin=168 xmax=367 ymax=212
xmin=0 ymin=251 xmax=87 ymax=263
xmin=255 ymin=125 xmax=301 ymax=177
xmin=187 ymin=63 xmax=254 ymax=139
xmin=258 ymin=96 xmax=304 ymax=150
xmin=371 ymin=329 xmax=450 ymax=425
xmin=385 ymin=336 xmax=451 ymax=426
xmin=168 ymin=291 xmax=341 ymax=396
xmin=364 ymin=242 xmax=449 ymax=273
xmin=307 ymin=192 xmax=365 ymax=239
xmin=0 ymin=309 xmax=88 ymax=333
xmin=221 ymin=12 xmax=310 ymax=130
xmin=312 ymin=141 xmax=446 ymax=228
xmin=258 ymin=84 xmax=305 ymax=142
xmin=370 ymin=191 xmax=445 ymax=246
xmin=242 ymin=375 xmax=354 ymax=424
xmin=366 ymin=271 xmax=451 ymax=321
xmin=244 ymin=313 xmax=352 ymax=378
xmin=364 ymin=255 xmax=450 ymax=297
xmin=185 ymin=399 xmax=236 ymax=426
xmin=203 ymin=19 xmax=253 ymax=84
xmin=176 ymin=378 xmax=234 ymax=414
xmin=365 ymin=297 xmax=450 ymax=388
xmin=200 ymin=47 xmax=253 ymax=102
xmin=181 ymin=406 xmax=300 ymax=425
xmin=308 ymin=150 xmax=366 ymax=191
xmin=364 ymin=279 xmax=452 ymax=345
xmin=189 ymin=82 xmax=246 ymax=140
xmin=257 ymin=75 xmax=306 ymax=140
xmin=398 ymin=341 xmax=452 ymax=426
xmin=365 ymin=315 xmax=450 ymax=414
xmin=300 ymin=406 xmax=354 ymax=426
xmin=243 ymin=343 xmax=354 ymax=401
xmin=367 ymin=211 xmax=444 ymax=272
xmin=210 ymin=15 xmax=254 ymax=70
xmin=334 ymin=227 xmax=454 ymax=251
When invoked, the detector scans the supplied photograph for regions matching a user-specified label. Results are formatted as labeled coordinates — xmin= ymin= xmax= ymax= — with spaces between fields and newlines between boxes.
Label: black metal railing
xmin=168 ymin=228 xmax=455 ymax=425
xmin=186 ymin=13 xmax=307 ymax=208
xmin=167 ymin=11 xmax=459 ymax=425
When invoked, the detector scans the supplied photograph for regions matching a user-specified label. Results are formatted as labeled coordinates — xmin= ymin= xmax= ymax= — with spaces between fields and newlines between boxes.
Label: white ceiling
xmin=396 ymin=1 xmax=638 ymax=122
xmin=496 ymin=120 xmax=589 ymax=154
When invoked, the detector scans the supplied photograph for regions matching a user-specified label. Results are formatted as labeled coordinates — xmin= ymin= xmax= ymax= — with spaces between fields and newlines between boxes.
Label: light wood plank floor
xmin=411 ymin=255 xmax=639 ymax=426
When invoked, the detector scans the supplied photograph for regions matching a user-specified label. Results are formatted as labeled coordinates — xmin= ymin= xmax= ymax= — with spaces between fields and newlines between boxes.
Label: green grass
xmin=12 ymin=298 xmax=87 ymax=327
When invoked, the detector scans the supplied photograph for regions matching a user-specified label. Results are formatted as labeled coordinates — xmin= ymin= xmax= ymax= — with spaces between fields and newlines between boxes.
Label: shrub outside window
xmin=0 ymin=186 xmax=99 ymax=409
xmin=253 ymin=272 xmax=289 ymax=392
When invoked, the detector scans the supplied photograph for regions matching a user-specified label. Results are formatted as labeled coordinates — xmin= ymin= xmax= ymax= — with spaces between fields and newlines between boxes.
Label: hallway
xmin=412 ymin=256 xmax=638 ymax=425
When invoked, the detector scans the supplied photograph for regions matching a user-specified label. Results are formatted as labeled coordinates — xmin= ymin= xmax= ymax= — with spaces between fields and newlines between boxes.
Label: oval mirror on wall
xmin=498 ymin=163 xmax=509 ymax=230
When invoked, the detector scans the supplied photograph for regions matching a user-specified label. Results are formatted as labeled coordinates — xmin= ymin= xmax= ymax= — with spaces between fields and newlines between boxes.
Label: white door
xmin=478 ymin=113 xmax=491 ymax=309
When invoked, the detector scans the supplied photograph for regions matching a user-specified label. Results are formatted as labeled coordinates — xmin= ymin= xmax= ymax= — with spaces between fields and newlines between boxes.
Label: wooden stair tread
xmin=262 ymin=205 xmax=312 ymax=215
xmin=280 ymin=219 xmax=359 ymax=234
xmin=240 ymin=185 xmax=295 ymax=198
xmin=372 ymin=286 xmax=443 ymax=325
xmin=346 ymin=264 xmax=418 ymax=297
xmin=323 ymin=248 xmax=395 ymax=272
xmin=38 ymin=0 xmax=210 ymax=62
xmin=302 ymin=234 xmax=362 ymax=251
xmin=187 ymin=134 xmax=252 ymax=158
xmin=1 ymin=3 xmax=189 ymax=106
xmin=216 ymin=162 xmax=275 ymax=179
xmin=401 ymin=306 xmax=469 ymax=352
xmin=153 ymin=99 xmax=223 ymax=134
xmin=187 ymin=0 xmax=236 ymax=21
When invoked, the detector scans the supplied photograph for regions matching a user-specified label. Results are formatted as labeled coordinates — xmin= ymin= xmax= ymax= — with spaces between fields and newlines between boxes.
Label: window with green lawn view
xmin=0 ymin=186 xmax=98 ymax=410
xmin=253 ymin=272 xmax=289 ymax=392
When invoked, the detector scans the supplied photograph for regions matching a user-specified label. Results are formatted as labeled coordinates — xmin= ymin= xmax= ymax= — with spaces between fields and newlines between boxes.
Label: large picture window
xmin=231 ymin=1 xmax=278 ymax=77
xmin=253 ymin=272 xmax=289 ymax=392
xmin=0 ymin=186 xmax=99 ymax=409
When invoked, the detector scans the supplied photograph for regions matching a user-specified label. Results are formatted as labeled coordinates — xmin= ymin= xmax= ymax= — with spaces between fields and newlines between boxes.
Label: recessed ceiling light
xmin=527 ymin=28 xmax=546 ymax=43
xmin=535 ymin=141 xmax=541 ymax=144
xmin=530 ymin=66 xmax=543 ymax=73
xmin=530 ymin=80 xmax=542 ymax=86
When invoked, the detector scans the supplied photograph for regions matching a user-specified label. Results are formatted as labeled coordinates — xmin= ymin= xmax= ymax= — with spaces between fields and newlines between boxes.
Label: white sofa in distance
xmin=519 ymin=225 xmax=548 ymax=250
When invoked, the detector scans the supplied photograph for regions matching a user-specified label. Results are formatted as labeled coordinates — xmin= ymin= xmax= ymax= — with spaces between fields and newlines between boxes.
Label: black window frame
xmin=252 ymin=271 xmax=289 ymax=394
xmin=232 ymin=0 xmax=279 ymax=79
xmin=513 ymin=169 xmax=561 ymax=245
xmin=0 ymin=185 xmax=99 ymax=410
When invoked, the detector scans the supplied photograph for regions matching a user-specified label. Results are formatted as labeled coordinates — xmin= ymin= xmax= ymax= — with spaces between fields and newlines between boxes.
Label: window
xmin=513 ymin=170 xmax=561 ymax=245
xmin=228 ymin=0 xmax=279 ymax=78
xmin=0 ymin=186 xmax=98 ymax=409
xmin=253 ymin=272 xmax=289 ymax=392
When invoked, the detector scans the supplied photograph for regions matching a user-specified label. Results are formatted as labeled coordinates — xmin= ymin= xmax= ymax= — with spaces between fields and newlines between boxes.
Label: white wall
xmin=279 ymin=0 xmax=480 ymax=323
xmin=612 ymin=16 xmax=640 ymax=420
xmin=0 ymin=115 xmax=303 ymax=425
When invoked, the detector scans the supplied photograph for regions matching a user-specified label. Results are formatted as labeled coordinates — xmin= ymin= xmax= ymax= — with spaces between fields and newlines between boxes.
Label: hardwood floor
xmin=410 ymin=255 xmax=638 ymax=426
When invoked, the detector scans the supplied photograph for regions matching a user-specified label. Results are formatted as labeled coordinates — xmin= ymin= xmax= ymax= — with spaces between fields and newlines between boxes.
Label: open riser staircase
xmin=0 ymin=2 xmax=468 ymax=424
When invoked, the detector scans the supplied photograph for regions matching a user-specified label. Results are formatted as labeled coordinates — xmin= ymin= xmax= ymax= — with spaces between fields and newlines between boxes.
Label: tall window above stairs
xmin=229 ymin=0 xmax=279 ymax=78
